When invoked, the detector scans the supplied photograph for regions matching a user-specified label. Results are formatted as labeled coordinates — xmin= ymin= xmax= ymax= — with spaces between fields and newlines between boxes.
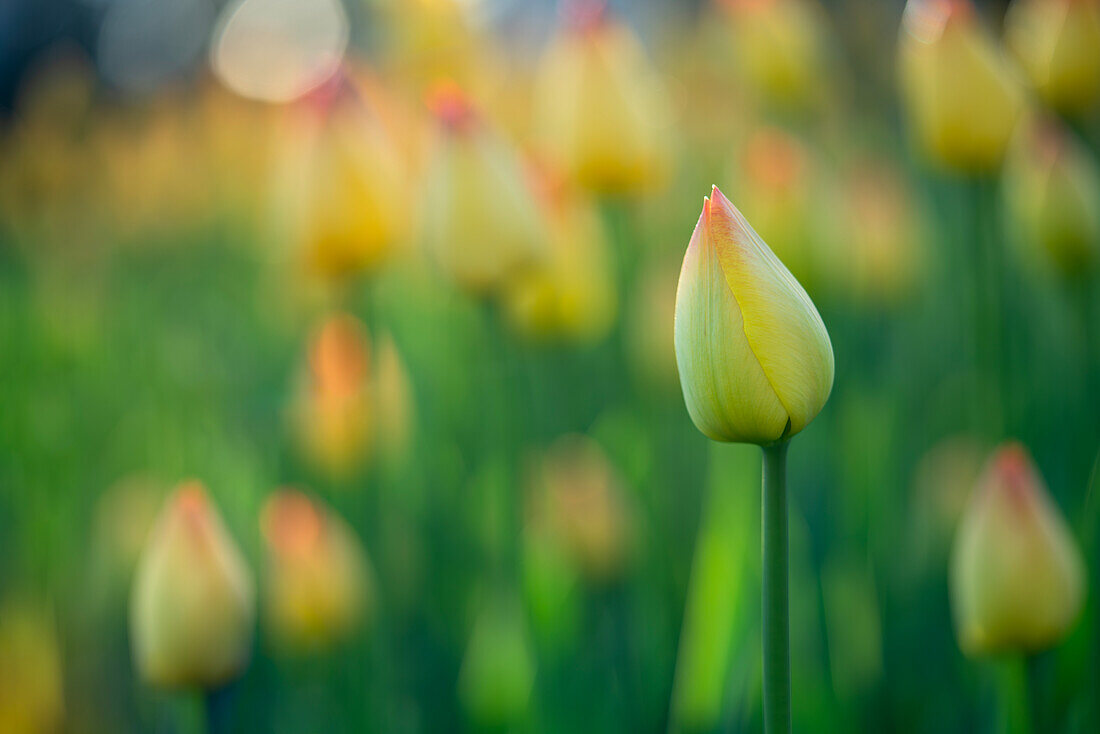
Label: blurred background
xmin=0 ymin=0 xmax=1097 ymax=732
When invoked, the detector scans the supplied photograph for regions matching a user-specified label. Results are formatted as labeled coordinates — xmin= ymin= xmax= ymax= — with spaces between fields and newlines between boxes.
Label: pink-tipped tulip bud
xmin=130 ymin=482 xmax=255 ymax=689
xmin=950 ymin=443 xmax=1086 ymax=655
xmin=674 ymin=185 xmax=834 ymax=445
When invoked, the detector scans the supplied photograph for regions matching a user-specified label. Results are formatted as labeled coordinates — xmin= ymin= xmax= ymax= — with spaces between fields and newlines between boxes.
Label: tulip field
xmin=1 ymin=0 xmax=1099 ymax=732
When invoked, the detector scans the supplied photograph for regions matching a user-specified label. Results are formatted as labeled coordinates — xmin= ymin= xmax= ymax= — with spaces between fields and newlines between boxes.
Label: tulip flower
xmin=675 ymin=185 xmax=833 ymax=734
xmin=0 ymin=600 xmax=63 ymax=734
xmin=292 ymin=313 xmax=374 ymax=480
xmin=261 ymin=489 xmax=372 ymax=652
xmin=503 ymin=167 xmax=617 ymax=343
xmin=528 ymin=434 xmax=632 ymax=582
xmin=898 ymin=0 xmax=1024 ymax=172
xmin=532 ymin=1 xmax=670 ymax=195
xmin=718 ymin=0 xmax=832 ymax=110
xmin=675 ymin=185 xmax=833 ymax=446
xmin=1006 ymin=0 xmax=1100 ymax=116
xmin=420 ymin=83 xmax=546 ymax=294
xmin=457 ymin=597 xmax=535 ymax=727
xmin=1005 ymin=119 xmax=1100 ymax=278
xmin=277 ymin=77 xmax=410 ymax=281
xmin=130 ymin=481 xmax=255 ymax=689
xmin=372 ymin=332 xmax=416 ymax=468
xmin=951 ymin=443 xmax=1086 ymax=656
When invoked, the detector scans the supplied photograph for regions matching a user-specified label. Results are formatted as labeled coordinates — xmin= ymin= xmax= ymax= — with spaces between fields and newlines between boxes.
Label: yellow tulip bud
xmin=950 ymin=443 xmax=1086 ymax=656
xmin=292 ymin=313 xmax=373 ymax=479
xmin=1005 ymin=119 xmax=1100 ymax=277
xmin=420 ymin=84 xmax=546 ymax=294
xmin=281 ymin=78 xmax=410 ymax=280
xmin=503 ymin=167 xmax=617 ymax=343
xmin=372 ymin=332 xmax=416 ymax=467
xmin=719 ymin=0 xmax=832 ymax=109
xmin=532 ymin=3 xmax=670 ymax=195
xmin=131 ymin=482 xmax=255 ymax=689
xmin=1006 ymin=0 xmax=1100 ymax=116
xmin=0 ymin=600 xmax=63 ymax=734
xmin=674 ymin=185 xmax=834 ymax=445
xmin=261 ymin=489 xmax=372 ymax=652
xmin=898 ymin=0 xmax=1024 ymax=172
xmin=626 ymin=256 xmax=680 ymax=389
xmin=529 ymin=434 xmax=632 ymax=582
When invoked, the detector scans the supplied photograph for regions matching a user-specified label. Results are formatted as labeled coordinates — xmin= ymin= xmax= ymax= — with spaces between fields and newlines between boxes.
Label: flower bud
xmin=457 ymin=596 xmax=535 ymax=727
xmin=529 ymin=434 xmax=632 ymax=582
xmin=626 ymin=256 xmax=680 ymax=390
xmin=420 ymin=83 xmax=546 ymax=294
xmin=950 ymin=443 xmax=1086 ymax=656
xmin=1005 ymin=119 xmax=1100 ymax=278
xmin=718 ymin=0 xmax=832 ymax=109
xmin=674 ymin=185 xmax=834 ymax=445
xmin=130 ymin=482 xmax=255 ymax=689
xmin=898 ymin=0 xmax=1024 ymax=172
xmin=532 ymin=2 xmax=670 ymax=195
xmin=372 ymin=332 xmax=416 ymax=467
xmin=277 ymin=78 xmax=410 ymax=280
xmin=1006 ymin=0 xmax=1100 ymax=116
xmin=503 ymin=167 xmax=617 ymax=343
xmin=0 ymin=599 xmax=63 ymax=734
xmin=292 ymin=313 xmax=374 ymax=479
xmin=261 ymin=489 xmax=373 ymax=652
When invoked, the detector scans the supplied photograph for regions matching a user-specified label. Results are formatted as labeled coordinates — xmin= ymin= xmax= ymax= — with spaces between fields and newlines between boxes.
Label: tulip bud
xmin=674 ymin=185 xmax=834 ymax=446
xmin=261 ymin=490 xmax=372 ymax=652
xmin=626 ymin=256 xmax=680 ymax=389
xmin=719 ymin=0 xmax=832 ymax=109
xmin=292 ymin=313 xmax=374 ymax=479
xmin=372 ymin=332 xmax=416 ymax=467
xmin=277 ymin=78 xmax=410 ymax=281
xmin=457 ymin=597 xmax=535 ymax=727
xmin=0 ymin=600 xmax=63 ymax=734
xmin=532 ymin=2 xmax=670 ymax=195
xmin=529 ymin=434 xmax=632 ymax=582
xmin=131 ymin=482 xmax=255 ymax=689
xmin=503 ymin=167 xmax=617 ymax=343
xmin=1005 ymin=119 xmax=1100 ymax=278
xmin=950 ymin=443 xmax=1086 ymax=656
xmin=1006 ymin=0 xmax=1100 ymax=116
xmin=898 ymin=0 xmax=1024 ymax=172
xmin=420 ymin=83 xmax=546 ymax=294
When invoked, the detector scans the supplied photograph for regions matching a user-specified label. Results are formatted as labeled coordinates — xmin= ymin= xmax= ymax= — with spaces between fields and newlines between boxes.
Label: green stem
xmin=995 ymin=657 xmax=1032 ymax=734
xmin=762 ymin=441 xmax=791 ymax=734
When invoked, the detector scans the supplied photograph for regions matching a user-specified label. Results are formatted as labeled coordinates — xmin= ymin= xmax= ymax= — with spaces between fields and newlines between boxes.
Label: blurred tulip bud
xmin=626 ymin=256 xmax=680 ymax=389
xmin=504 ymin=167 xmax=617 ymax=343
xmin=719 ymin=0 xmax=832 ymax=109
xmin=831 ymin=161 xmax=924 ymax=305
xmin=675 ymin=186 xmax=834 ymax=445
xmin=1006 ymin=0 xmax=1100 ymax=116
xmin=529 ymin=434 xmax=632 ymax=582
xmin=372 ymin=332 xmax=416 ymax=467
xmin=733 ymin=128 xmax=821 ymax=290
xmin=292 ymin=313 xmax=373 ymax=480
xmin=88 ymin=476 xmax=163 ymax=611
xmin=261 ymin=489 xmax=373 ymax=652
xmin=533 ymin=2 xmax=671 ymax=195
xmin=0 ymin=600 xmax=63 ymax=734
xmin=131 ymin=482 xmax=255 ymax=689
xmin=420 ymin=83 xmax=547 ymax=294
xmin=950 ymin=443 xmax=1086 ymax=656
xmin=457 ymin=597 xmax=535 ymax=727
xmin=1005 ymin=119 xmax=1100 ymax=278
xmin=898 ymin=0 xmax=1024 ymax=172
xmin=281 ymin=78 xmax=410 ymax=280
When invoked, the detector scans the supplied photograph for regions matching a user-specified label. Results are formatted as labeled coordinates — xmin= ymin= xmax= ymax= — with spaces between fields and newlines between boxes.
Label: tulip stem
xmin=761 ymin=440 xmax=791 ymax=734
